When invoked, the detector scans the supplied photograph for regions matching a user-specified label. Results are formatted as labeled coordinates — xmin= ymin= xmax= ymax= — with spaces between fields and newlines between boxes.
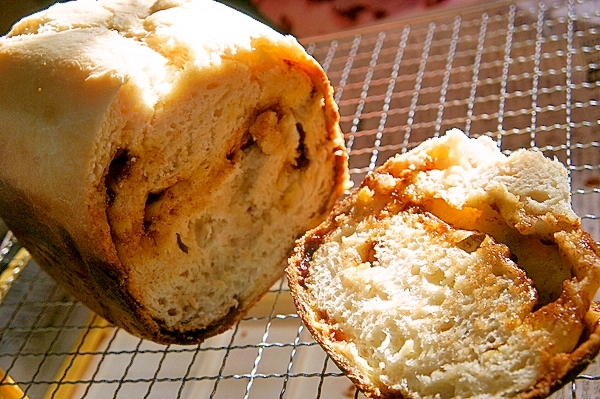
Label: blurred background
xmin=0 ymin=0 xmax=473 ymax=38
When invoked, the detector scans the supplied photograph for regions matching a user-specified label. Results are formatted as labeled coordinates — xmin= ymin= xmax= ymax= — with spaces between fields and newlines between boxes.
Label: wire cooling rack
xmin=1 ymin=0 xmax=599 ymax=398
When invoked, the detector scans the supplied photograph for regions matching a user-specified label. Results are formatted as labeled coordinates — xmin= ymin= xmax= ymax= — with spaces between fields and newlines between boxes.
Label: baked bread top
xmin=0 ymin=0 xmax=348 ymax=344
xmin=288 ymin=129 xmax=600 ymax=399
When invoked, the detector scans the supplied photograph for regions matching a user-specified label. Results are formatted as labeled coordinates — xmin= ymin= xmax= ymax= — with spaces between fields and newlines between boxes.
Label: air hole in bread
xmin=439 ymin=319 xmax=455 ymax=332
xmin=143 ymin=219 xmax=152 ymax=233
xmin=176 ymin=233 xmax=189 ymax=254
xmin=193 ymin=216 xmax=212 ymax=245
xmin=227 ymin=132 xmax=254 ymax=162
xmin=226 ymin=149 xmax=235 ymax=162
xmin=146 ymin=189 xmax=165 ymax=206
xmin=105 ymin=148 xmax=133 ymax=205
xmin=424 ymin=268 xmax=446 ymax=286
xmin=143 ymin=189 xmax=167 ymax=233
xmin=294 ymin=123 xmax=309 ymax=169
xmin=455 ymin=232 xmax=485 ymax=253
xmin=359 ymin=239 xmax=378 ymax=265
xmin=240 ymin=133 xmax=256 ymax=152
xmin=529 ymin=190 xmax=551 ymax=203
xmin=329 ymin=327 xmax=346 ymax=342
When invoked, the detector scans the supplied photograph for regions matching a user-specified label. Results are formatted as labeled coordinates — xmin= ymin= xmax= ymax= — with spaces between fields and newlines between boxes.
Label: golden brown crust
xmin=517 ymin=319 xmax=600 ymax=399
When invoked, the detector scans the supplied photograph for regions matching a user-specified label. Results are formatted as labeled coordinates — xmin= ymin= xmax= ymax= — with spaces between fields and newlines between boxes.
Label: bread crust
xmin=0 ymin=0 xmax=348 ymax=344
xmin=287 ymin=130 xmax=600 ymax=399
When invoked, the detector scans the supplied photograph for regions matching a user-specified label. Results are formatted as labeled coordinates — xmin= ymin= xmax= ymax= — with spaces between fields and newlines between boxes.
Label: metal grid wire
xmin=1 ymin=0 xmax=599 ymax=397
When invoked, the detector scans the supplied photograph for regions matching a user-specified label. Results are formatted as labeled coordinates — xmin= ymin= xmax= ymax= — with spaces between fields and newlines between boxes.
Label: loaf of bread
xmin=288 ymin=129 xmax=600 ymax=399
xmin=0 ymin=0 xmax=348 ymax=344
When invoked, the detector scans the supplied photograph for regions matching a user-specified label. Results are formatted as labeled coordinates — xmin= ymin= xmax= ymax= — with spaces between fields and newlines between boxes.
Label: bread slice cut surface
xmin=288 ymin=129 xmax=600 ymax=399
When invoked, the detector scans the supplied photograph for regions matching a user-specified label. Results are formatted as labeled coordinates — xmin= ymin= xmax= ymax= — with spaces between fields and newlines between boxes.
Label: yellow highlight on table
xmin=0 ymin=367 xmax=28 ymax=399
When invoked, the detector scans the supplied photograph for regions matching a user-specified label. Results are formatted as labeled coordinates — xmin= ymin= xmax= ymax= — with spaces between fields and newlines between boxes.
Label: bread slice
xmin=0 ymin=0 xmax=348 ymax=344
xmin=288 ymin=129 xmax=600 ymax=399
